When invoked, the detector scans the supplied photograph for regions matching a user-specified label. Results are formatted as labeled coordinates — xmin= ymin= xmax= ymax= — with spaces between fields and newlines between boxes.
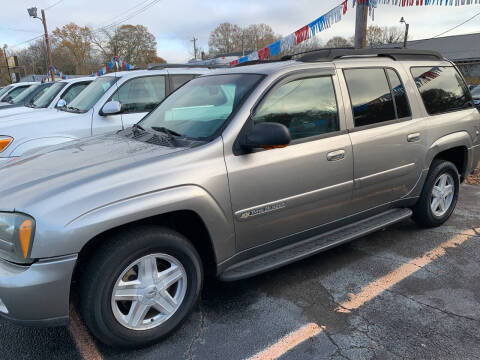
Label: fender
xmin=9 ymin=136 xmax=77 ymax=157
xmin=425 ymin=131 xmax=473 ymax=175
xmin=32 ymin=185 xmax=235 ymax=264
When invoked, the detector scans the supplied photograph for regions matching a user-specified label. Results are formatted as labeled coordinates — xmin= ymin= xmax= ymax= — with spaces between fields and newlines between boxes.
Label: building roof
xmin=385 ymin=32 xmax=480 ymax=62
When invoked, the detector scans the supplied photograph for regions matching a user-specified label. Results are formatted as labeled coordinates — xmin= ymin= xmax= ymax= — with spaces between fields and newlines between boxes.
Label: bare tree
xmin=208 ymin=22 xmax=243 ymax=55
xmin=367 ymin=25 xmax=406 ymax=48
xmin=242 ymin=24 xmax=280 ymax=53
xmin=325 ymin=36 xmax=352 ymax=48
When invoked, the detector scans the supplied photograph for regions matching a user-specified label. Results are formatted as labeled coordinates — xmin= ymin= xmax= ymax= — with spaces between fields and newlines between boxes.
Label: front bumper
xmin=0 ymin=254 xmax=77 ymax=326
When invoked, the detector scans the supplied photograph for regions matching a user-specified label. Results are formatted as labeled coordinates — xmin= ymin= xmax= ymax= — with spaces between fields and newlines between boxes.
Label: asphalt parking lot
xmin=1 ymin=184 xmax=480 ymax=360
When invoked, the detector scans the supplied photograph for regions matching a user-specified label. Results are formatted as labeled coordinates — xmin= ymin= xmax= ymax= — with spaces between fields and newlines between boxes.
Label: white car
xmin=0 ymin=77 xmax=93 ymax=119
xmin=0 ymin=82 xmax=39 ymax=102
xmin=0 ymin=67 xmax=211 ymax=164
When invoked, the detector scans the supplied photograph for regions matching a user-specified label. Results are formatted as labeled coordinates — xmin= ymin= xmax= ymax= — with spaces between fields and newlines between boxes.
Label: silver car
xmin=0 ymin=49 xmax=478 ymax=348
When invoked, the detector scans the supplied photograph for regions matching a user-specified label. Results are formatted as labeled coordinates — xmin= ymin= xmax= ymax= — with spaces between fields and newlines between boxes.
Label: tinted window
xmin=112 ymin=76 xmax=166 ymax=113
xmin=344 ymin=68 xmax=396 ymax=127
xmin=4 ymin=86 xmax=29 ymax=101
xmin=140 ymin=74 xmax=262 ymax=139
xmin=61 ymin=82 xmax=90 ymax=104
xmin=386 ymin=69 xmax=411 ymax=119
xmin=253 ymin=77 xmax=339 ymax=140
xmin=171 ymin=75 xmax=196 ymax=91
xmin=411 ymin=66 xmax=472 ymax=115
xmin=32 ymin=82 xmax=67 ymax=108
xmin=0 ymin=85 xmax=13 ymax=98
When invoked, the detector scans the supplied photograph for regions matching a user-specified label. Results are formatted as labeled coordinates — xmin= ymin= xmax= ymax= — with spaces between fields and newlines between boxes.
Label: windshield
xmin=472 ymin=86 xmax=480 ymax=97
xmin=32 ymin=82 xmax=66 ymax=108
xmin=140 ymin=74 xmax=263 ymax=139
xmin=10 ymin=84 xmax=44 ymax=104
xmin=0 ymin=85 xmax=12 ymax=99
xmin=66 ymin=76 xmax=117 ymax=112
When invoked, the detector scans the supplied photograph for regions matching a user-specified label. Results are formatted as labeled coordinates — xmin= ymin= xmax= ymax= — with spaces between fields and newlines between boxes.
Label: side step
xmin=220 ymin=208 xmax=412 ymax=281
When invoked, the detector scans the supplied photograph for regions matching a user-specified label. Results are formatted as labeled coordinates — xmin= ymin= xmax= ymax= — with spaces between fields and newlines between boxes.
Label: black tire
xmin=79 ymin=226 xmax=203 ymax=348
xmin=412 ymin=160 xmax=460 ymax=228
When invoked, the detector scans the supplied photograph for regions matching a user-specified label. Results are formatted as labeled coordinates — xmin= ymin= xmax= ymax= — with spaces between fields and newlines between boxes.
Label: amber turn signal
xmin=0 ymin=137 xmax=13 ymax=152
xmin=19 ymin=219 xmax=33 ymax=258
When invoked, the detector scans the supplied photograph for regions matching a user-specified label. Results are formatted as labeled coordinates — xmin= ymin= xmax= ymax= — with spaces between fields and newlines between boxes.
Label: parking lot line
xmin=69 ymin=306 xmax=103 ymax=360
xmin=337 ymin=231 xmax=477 ymax=313
xmin=247 ymin=323 xmax=324 ymax=360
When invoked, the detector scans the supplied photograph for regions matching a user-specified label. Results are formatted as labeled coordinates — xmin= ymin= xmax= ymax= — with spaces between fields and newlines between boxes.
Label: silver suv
xmin=0 ymin=49 xmax=478 ymax=348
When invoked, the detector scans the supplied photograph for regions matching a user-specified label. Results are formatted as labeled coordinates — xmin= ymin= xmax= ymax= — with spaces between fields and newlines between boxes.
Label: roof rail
xmin=147 ymin=63 xmax=228 ymax=70
xmin=297 ymin=48 xmax=444 ymax=62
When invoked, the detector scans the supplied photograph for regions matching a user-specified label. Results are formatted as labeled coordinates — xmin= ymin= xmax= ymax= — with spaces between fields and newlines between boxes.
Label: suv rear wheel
xmin=79 ymin=226 xmax=203 ymax=348
xmin=412 ymin=160 xmax=460 ymax=227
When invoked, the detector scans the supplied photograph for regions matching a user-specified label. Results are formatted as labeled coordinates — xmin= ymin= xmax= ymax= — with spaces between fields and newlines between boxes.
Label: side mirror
xmin=56 ymin=99 xmax=67 ymax=108
xmin=242 ymin=122 xmax=291 ymax=151
xmin=101 ymin=100 xmax=121 ymax=115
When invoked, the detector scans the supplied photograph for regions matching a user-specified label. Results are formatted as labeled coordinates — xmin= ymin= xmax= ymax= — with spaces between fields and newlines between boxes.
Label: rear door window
xmin=386 ymin=69 xmax=411 ymax=119
xmin=253 ymin=76 xmax=340 ymax=140
xmin=410 ymin=66 xmax=472 ymax=115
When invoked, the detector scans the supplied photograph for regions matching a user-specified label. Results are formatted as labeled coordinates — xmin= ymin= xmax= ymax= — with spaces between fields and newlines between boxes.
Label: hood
xmin=0 ymin=133 xmax=186 ymax=212
xmin=0 ymin=106 xmax=36 ymax=118
xmin=0 ymin=102 xmax=11 ymax=107
xmin=0 ymin=108 xmax=80 ymax=127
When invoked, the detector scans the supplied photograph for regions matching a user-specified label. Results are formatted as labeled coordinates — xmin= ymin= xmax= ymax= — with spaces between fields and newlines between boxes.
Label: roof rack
xmin=297 ymin=48 xmax=444 ymax=62
xmin=147 ymin=63 xmax=228 ymax=70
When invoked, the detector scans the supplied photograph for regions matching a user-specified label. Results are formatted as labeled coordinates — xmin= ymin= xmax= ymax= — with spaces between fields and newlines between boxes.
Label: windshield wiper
xmin=131 ymin=123 xmax=146 ymax=134
xmin=25 ymin=103 xmax=35 ymax=108
xmin=151 ymin=126 xmax=182 ymax=137
xmin=66 ymin=106 xmax=82 ymax=113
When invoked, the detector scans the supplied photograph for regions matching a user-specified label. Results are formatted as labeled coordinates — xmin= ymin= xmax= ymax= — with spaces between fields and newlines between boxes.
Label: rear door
xmin=224 ymin=71 xmax=354 ymax=251
xmin=339 ymin=66 xmax=426 ymax=213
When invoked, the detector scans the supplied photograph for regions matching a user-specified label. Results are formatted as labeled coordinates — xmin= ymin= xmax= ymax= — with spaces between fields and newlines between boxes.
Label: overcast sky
xmin=1 ymin=0 xmax=479 ymax=62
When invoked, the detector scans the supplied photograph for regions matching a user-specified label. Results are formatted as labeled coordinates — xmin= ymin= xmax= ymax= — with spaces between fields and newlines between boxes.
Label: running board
xmin=220 ymin=208 xmax=412 ymax=281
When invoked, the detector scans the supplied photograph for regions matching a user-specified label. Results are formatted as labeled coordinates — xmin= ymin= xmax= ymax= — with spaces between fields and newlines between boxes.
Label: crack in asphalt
xmin=185 ymin=299 xmax=206 ymax=360
xmin=323 ymin=328 xmax=352 ymax=360
xmin=385 ymin=288 xmax=480 ymax=323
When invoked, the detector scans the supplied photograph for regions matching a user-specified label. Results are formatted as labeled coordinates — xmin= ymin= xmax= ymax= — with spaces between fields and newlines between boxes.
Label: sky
xmin=1 ymin=0 xmax=479 ymax=63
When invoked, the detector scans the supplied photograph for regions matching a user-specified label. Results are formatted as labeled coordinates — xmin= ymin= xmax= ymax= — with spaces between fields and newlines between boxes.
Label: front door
xmin=224 ymin=73 xmax=354 ymax=251
xmin=340 ymin=67 xmax=425 ymax=212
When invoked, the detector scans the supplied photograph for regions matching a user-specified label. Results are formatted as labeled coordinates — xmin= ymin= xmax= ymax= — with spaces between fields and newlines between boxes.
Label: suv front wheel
xmin=412 ymin=160 xmax=460 ymax=227
xmin=79 ymin=226 xmax=203 ymax=348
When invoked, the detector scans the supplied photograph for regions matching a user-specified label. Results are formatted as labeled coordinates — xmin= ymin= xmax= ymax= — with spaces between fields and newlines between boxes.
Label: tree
xmin=325 ymin=36 xmax=352 ymax=48
xmin=366 ymin=25 xmax=405 ymax=48
xmin=90 ymin=25 xmax=164 ymax=68
xmin=242 ymin=24 xmax=280 ymax=53
xmin=53 ymin=23 xmax=93 ymax=74
xmin=208 ymin=22 xmax=243 ymax=55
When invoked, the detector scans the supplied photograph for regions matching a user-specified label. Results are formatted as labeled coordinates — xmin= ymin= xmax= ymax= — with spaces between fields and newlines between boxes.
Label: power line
xmin=409 ymin=10 xmax=480 ymax=46
xmin=45 ymin=0 xmax=65 ymax=10
xmin=92 ymin=0 xmax=163 ymax=34
xmin=9 ymin=34 xmax=45 ymax=48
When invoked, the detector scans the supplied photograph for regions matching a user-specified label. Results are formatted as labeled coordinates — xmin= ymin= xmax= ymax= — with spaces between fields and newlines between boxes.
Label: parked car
xmin=0 ymin=49 xmax=478 ymax=348
xmin=0 ymin=82 xmax=38 ymax=103
xmin=0 ymin=67 xmax=211 ymax=163
xmin=471 ymin=85 xmax=480 ymax=109
xmin=469 ymin=84 xmax=478 ymax=91
xmin=0 ymin=77 xmax=93 ymax=119
xmin=0 ymin=82 xmax=53 ymax=109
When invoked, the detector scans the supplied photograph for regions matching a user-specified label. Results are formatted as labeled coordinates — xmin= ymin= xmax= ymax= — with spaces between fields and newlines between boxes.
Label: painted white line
xmin=248 ymin=323 xmax=324 ymax=360
xmin=337 ymin=232 xmax=477 ymax=313
xmin=69 ymin=306 xmax=103 ymax=360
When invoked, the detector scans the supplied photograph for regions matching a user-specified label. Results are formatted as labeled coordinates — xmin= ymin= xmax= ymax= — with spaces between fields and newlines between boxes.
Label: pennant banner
xmin=91 ymin=57 xmax=135 ymax=77
xmin=48 ymin=66 xmax=68 ymax=80
xmin=229 ymin=0 xmax=479 ymax=66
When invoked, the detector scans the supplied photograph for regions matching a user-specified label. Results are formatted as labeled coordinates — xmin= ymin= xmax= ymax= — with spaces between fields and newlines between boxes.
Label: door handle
xmin=327 ymin=149 xmax=345 ymax=161
xmin=407 ymin=133 xmax=421 ymax=142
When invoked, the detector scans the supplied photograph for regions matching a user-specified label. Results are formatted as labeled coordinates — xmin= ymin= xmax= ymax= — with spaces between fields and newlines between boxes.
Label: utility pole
xmin=191 ymin=36 xmax=198 ymax=59
xmin=400 ymin=17 xmax=409 ymax=48
xmin=2 ymin=45 xmax=12 ymax=84
xmin=354 ymin=4 xmax=368 ymax=49
xmin=27 ymin=7 xmax=54 ymax=81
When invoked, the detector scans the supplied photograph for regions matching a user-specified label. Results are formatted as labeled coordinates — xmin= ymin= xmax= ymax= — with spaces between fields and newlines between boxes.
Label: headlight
xmin=0 ymin=213 xmax=35 ymax=264
xmin=0 ymin=136 xmax=13 ymax=153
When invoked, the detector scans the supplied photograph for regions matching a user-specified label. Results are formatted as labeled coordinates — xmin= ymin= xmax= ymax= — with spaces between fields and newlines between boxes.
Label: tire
xmin=79 ymin=226 xmax=203 ymax=348
xmin=412 ymin=160 xmax=460 ymax=228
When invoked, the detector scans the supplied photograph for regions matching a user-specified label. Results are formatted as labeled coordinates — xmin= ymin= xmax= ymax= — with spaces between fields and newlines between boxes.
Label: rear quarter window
xmin=410 ymin=66 xmax=472 ymax=115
